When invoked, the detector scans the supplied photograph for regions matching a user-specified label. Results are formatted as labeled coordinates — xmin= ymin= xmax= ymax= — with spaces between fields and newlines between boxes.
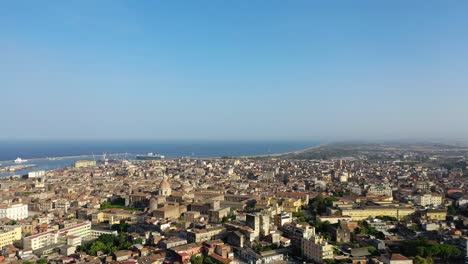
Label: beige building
xmin=153 ymin=205 xmax=184 ymax=219
xmin=317 ymin=215 xmax=352 ymax=224
xmin=301 ymin=235 xmax=334 ymax=264
xmin=74 ymin=160 xmax=96 ymax=168
xmin=282 ymin=198 xmax=303 ymax=213
xmin=426 ymin=209 xmax=447 ymax=221
xmin=184 ymin=211 xmax=201 ymax=222
xmin=208 ymin=207 xmax=231 ymax=223
xmin=414 ymin=194 xmax=443 ymax=207
xmin=340 ymin=206 xmax=415 ymax=221
xmin=187 ymin=226 xmax=226 ymax=243
xmin=0 ymin=226 xmax=22 ymax=249
xmin=91 ymin=209 xmax=139 ymax=224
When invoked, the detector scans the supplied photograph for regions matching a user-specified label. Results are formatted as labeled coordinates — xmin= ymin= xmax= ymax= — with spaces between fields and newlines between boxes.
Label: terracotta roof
xmin=391 ymin=254 xmax=410 ymax=260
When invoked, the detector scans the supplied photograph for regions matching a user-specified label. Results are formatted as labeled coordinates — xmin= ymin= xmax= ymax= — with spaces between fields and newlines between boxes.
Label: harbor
xmin=0 ymin=164 xmax=37 ymax=173
xmin=0 ymin=153 xmax=133 ymax=178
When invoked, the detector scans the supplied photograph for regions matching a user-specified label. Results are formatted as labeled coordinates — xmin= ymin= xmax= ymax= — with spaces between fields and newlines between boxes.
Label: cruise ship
xmin=14 ymin=157 xmax=28 ymax=164
xmin=136 ymin=153 xmax=165 ymax=160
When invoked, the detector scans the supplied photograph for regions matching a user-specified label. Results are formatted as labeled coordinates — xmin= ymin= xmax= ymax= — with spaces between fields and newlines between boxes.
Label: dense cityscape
xmin=3 ymin=1 xmax=468 ymax=264
xmin=0 ymin=143 xmax=467 ymax=264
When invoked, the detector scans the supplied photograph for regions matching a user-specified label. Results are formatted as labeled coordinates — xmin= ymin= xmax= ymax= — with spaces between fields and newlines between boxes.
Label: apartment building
xmin=413 ymin=194 xmax=443 ymax=207
xmin=301 ymin=235 xmax=334 ymax=264
xmin=0 ymin=203 xmax=28 ymax=220
xmin=74 ymin=160 xmax=96 ymax=168
xmin=23 ymin=221 xmax=91 ymax=250
xmin=367 ymin=185 xmax=393 ymax=197
xmin=0 ymin=226 xmax=22 ymax=249
xmin=90 ymin=229 xmax=118 ymax=239
xmin=187 ymin=226 xmax=226 ymax=243
xmin=340 ymin=206 xmax=415 ymax=221
xmin=281 ymin=222 xmax=315 ymax=249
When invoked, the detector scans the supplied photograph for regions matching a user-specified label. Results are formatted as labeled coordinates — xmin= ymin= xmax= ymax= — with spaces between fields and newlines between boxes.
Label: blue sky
xmin=1 ymin=1 xmax=467 ymax=141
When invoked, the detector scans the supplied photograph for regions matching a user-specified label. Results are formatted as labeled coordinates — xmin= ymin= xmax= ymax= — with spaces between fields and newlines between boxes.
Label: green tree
xmin=314 ymin=220 xmax=331 ymax=234
xmin=438 ymin=244 xmax=461 ymax=261
xmin=367 ymin=246 xmax=378 ymax=256
xmin=402 ymin=238 xmax=461 ymax=261
xmin=308 ymin=194 xmax=337 ymax=218
xmin=81 ymin=232 xmax=134 ymax=256
xmin=375 ymin=215 xmax=398 ymax=221
xmin=190 ymin=255 xmax=204 ymax=264
xmin=117 ymin=232 xmax=131 ymax=250
xmin=111 ymin=222 xmax=130 ymax=232
xmin=414 ymin=256 xmax=434 ymax=264
xmin=36 ymin=259 xmax=48 ymax=264
xmin=133 ymin=237 xmax=143 ymax=245
xmin=447 ymin=204 xmax=460 ymax=215
xmin=293 ymin=210 xmax=307 ymax=222
xmin=98 ymin=234 xmax=115 ymax=245
xmin=203 ymin=256 xmax=216 ymax=264
xmin=89 ymin=240 xmax=107 ymax=256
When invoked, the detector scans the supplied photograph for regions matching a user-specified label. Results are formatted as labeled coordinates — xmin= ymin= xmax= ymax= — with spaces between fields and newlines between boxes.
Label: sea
xmin=0 ymin=140 xmax=318 ymax=178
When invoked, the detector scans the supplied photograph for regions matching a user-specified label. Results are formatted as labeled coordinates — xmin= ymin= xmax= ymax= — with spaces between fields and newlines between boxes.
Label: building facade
xmin=0 ymin=203 xmax=28 ymax=220
xmin=414 ymin=194 xmax=443 ymax=207
xmin=0 ymin=226 xmax=22 ymax=249
xmin=340 ymin=206 xmax=415 ymax=221
xmin=301 ymin=236 xmax=334 ymax=264
xmin=23 ymin=221 xmax=91 ymax=250
xmin=74 ymin=160 xmax=96 ymax=168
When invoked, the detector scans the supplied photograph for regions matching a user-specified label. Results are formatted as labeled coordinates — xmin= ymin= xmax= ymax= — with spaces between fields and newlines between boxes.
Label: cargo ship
xmin=136 ymin=153 xmax=165 ymax=160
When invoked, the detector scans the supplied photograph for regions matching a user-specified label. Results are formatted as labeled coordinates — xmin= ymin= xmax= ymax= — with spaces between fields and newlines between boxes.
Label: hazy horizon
xmin=2 ymin=1 xmax=467 ymax=141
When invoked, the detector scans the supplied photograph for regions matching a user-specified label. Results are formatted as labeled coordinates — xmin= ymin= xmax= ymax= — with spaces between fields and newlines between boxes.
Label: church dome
xmin=159 ymin=178 xmax=171 ymax=190
xmin=158 ymin=177 xmax=172 ymax=197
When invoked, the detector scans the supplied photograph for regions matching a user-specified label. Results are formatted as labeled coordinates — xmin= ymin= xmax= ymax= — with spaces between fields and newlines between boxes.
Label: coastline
xmin=0 ymin=153 xmax=129 ymax=164
xmin=0 ymin=142 xmax=322 ymax=177
xmin=242 ymin=142 xmax=328 ymax=158
xmin=0 ymin=141 xmax=319 ymax=163
xmin=184 ymin=142 xmax=326 ymax=160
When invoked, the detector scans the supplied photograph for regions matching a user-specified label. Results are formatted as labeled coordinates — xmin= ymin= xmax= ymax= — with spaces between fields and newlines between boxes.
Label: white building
xmin=0 ymin=203 xmax=29 ymax=220
xmin=23 ymin=221 xmax=91 ymax=250
xmin=28 ymin=170 xmax=46 ymax=179
xmin=367 ymin=184 xmax=393 ymax=197
xmin=90 ymin=229 xmax=118 ymax=239
xmin=457 ymin=198 xmax=468 ymax=209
